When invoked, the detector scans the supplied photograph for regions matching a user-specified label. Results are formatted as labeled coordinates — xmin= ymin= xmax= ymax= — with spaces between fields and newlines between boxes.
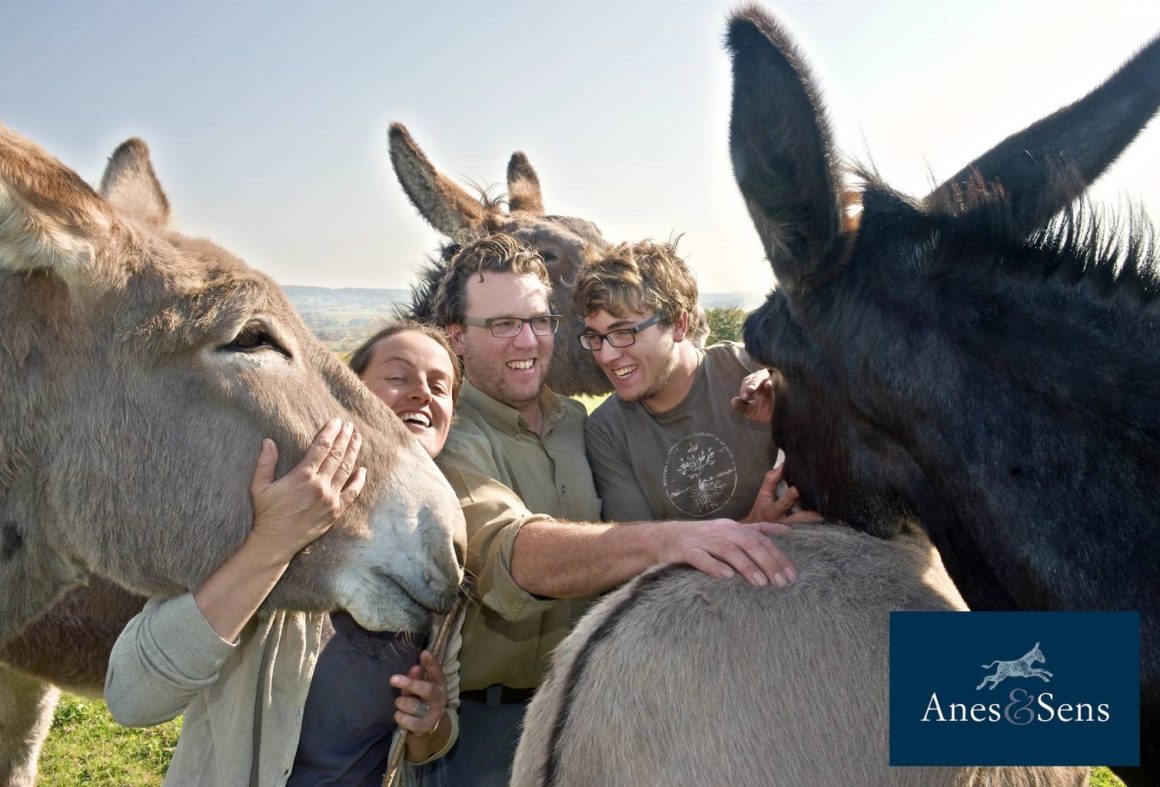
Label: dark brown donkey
xmin=732 ymin=9 xmax=1159 ymax=784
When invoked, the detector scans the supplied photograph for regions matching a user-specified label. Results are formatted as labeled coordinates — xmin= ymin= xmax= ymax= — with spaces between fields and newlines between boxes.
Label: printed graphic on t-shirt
xmin=662 ymin=432 xmax=738 ymax=517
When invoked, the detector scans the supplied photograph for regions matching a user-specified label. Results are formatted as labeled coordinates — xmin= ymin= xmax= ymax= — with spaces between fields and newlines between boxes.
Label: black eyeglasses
xmin=578 ymin=314 xmax=662 ymax=351
xmin=461 ymin=314 xmax=562 ymax=338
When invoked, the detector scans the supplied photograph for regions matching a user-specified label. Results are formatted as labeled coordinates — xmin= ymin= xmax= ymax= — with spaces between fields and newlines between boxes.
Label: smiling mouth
xmin=611 ymin=364 xmax=638 ymax=380
xmin=507 ymin=359 xmax=535 ymax=371
xmin=401 ymin=412 xmax=431 ymax=428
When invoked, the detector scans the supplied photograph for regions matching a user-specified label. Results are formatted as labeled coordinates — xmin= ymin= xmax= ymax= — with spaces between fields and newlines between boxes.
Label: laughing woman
xmin=290 ymin=321 xmax=466 ymax=785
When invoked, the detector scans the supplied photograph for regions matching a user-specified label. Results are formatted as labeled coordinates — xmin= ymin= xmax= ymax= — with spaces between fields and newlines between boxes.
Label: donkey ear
xmin=507 ymin=151 xmax=544 ymax=214
xmin=926 ymin=35 xmax=1160 ymax=233
xmin=726 ymin=8 xmax=846 ymax=294
xmin=389 ymin=123 xmax=487 ymax=240
xmin=0 ymin=124 xmax=115 ymax=277
xmin=99 ymin=138 xmax=171 ymax=227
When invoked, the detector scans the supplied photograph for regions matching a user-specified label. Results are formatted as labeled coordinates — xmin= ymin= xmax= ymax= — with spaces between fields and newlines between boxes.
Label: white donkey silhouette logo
xmin=976 ymin=642 xmax=1053 ymax=690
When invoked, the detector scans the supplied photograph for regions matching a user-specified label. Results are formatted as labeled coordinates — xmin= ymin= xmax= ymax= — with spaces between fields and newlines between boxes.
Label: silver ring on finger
xmin=413 ymin=700 xmax=430 ymax=719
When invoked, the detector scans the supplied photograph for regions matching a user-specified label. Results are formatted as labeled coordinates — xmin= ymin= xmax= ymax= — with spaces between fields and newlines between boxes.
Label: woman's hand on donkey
xmin=249 ymin=417 xmax=367 ymax=564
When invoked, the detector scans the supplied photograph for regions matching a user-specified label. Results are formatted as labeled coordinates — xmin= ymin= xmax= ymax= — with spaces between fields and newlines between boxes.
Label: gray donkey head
xmin=0 ymin=127 xmax=466 ymax=643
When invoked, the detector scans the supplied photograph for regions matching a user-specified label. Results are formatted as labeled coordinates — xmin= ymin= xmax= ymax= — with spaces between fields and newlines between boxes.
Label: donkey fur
xmin=0 ymin=129 xmax=466 ymax=786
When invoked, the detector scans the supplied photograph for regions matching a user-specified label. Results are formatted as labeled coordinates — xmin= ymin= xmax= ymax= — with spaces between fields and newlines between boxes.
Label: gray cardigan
xmin=106 ymin=593 xmax=459 ymax=786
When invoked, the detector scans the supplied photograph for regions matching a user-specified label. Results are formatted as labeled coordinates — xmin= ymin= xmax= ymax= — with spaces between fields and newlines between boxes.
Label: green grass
xmin=38 ymin=693 xmax=180 ymax=786
xmin=571 ymin=392 xmax=609 ymax=414
xmin=37 ymin=692 xmax=1125 ymax=785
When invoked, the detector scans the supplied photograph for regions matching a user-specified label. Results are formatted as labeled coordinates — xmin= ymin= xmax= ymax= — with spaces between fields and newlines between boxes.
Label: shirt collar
xmin=460 ymin=379 xmax=566 ymax=436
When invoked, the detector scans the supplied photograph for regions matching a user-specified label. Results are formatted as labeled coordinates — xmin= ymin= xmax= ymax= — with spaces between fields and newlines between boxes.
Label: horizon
xmin=3 ymin=2 xmax=1158 ymax=294
xmin=282 ymin=282 xmax=767 ymax=306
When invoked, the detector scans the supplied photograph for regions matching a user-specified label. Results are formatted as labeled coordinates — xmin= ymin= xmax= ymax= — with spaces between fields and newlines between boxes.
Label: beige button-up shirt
xmin=436 ymin=381 xmax=602 ymax=691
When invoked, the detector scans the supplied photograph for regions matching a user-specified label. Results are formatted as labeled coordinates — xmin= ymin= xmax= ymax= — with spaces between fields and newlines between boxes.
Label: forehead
xmin=583 ymin=304 xmax=654 ymax=331
xmin=463 ymin=271 xmax=549 ymax=315
xmin=368 ymin=331 xmax=454 ymax=375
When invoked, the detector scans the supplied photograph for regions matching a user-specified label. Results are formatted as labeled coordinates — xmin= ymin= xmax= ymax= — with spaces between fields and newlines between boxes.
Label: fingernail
xmin=773 ymin=571 xmax=788 ymax=588
xmin=721 ymin=566 xmax=735 ymax=579
xmin=752 ymin=571 xmax=768 ymax=587
xmin=786 ymin=566 xmax=797 ymax=583
xmin=389 ymin=676 xmax=403 ymax=687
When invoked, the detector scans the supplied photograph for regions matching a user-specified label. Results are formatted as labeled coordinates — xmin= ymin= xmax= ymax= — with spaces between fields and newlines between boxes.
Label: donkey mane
xmin=837 ymin=176 xmax=1160 ymax=459
xmin=1027 ymin=207 xmax=1159 ymax=303
xmin=858 ymin=172 xmax=1160 ymax=305
xmin=396 ymin=244 xmax=458 ymax=325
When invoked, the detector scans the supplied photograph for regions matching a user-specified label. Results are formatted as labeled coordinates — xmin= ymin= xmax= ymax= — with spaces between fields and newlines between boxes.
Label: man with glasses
xmin=423 ymin=233 xmax=797 ymax=786
xmin=576 ymin=240 xmax=816 ymax=526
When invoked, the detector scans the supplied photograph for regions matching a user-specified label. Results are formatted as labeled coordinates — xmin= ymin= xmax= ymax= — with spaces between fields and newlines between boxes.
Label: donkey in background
xmin=391 ymin=123 xmax=706 ymax=394
xmin=514 ymin=7 xmax=1157 ymax=786
xmin=0 ymin=130 xmax=467 ymax=786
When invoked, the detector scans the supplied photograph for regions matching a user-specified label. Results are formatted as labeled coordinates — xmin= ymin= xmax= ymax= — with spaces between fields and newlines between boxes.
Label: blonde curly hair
xmin=573 ymin=240 xmax=700 ymax=335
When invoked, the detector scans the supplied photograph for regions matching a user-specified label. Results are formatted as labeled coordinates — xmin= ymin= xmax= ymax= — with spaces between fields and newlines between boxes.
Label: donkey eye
xmin=220 ymin=321 xmax=290 ymax=357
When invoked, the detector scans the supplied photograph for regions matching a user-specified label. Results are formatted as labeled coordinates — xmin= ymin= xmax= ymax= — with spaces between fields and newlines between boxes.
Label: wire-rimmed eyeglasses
xmin=578 ymin=314 xmax=662 ymax=351
xmin=461 ymin=314 xmax=562 ymax=338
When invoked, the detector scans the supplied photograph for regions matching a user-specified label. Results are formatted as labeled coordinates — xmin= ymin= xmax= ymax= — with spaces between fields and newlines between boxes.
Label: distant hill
xmin=283 ymin=285 xmax=410 ymax=311
xmin=281 ymin=284 xmax=764 ymax=352
xmin=283 ymin=286 xmax=411 ymax=353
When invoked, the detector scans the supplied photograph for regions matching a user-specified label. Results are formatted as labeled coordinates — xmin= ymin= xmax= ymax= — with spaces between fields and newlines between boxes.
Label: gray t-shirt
xmin=586 ymin=342 xmax=776 ymax=522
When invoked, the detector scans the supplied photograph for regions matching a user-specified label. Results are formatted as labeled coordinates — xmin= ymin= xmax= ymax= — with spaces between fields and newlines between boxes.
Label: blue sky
xmin=3 ymin=1 xmax=1158 ymax=292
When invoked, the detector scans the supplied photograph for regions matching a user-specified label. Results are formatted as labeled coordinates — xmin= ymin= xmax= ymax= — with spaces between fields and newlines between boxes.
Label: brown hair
xmin=432 ymin=233 xmax=553 ymax=325
xmin=573 ymin=240 xmax=700 ymax=333
xmin=349 ymin=320 xmax=463 ymax=403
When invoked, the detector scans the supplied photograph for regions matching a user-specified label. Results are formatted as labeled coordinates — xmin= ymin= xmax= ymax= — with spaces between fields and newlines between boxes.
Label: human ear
xmin=446 ymin=324 xmax=467 ymax=356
